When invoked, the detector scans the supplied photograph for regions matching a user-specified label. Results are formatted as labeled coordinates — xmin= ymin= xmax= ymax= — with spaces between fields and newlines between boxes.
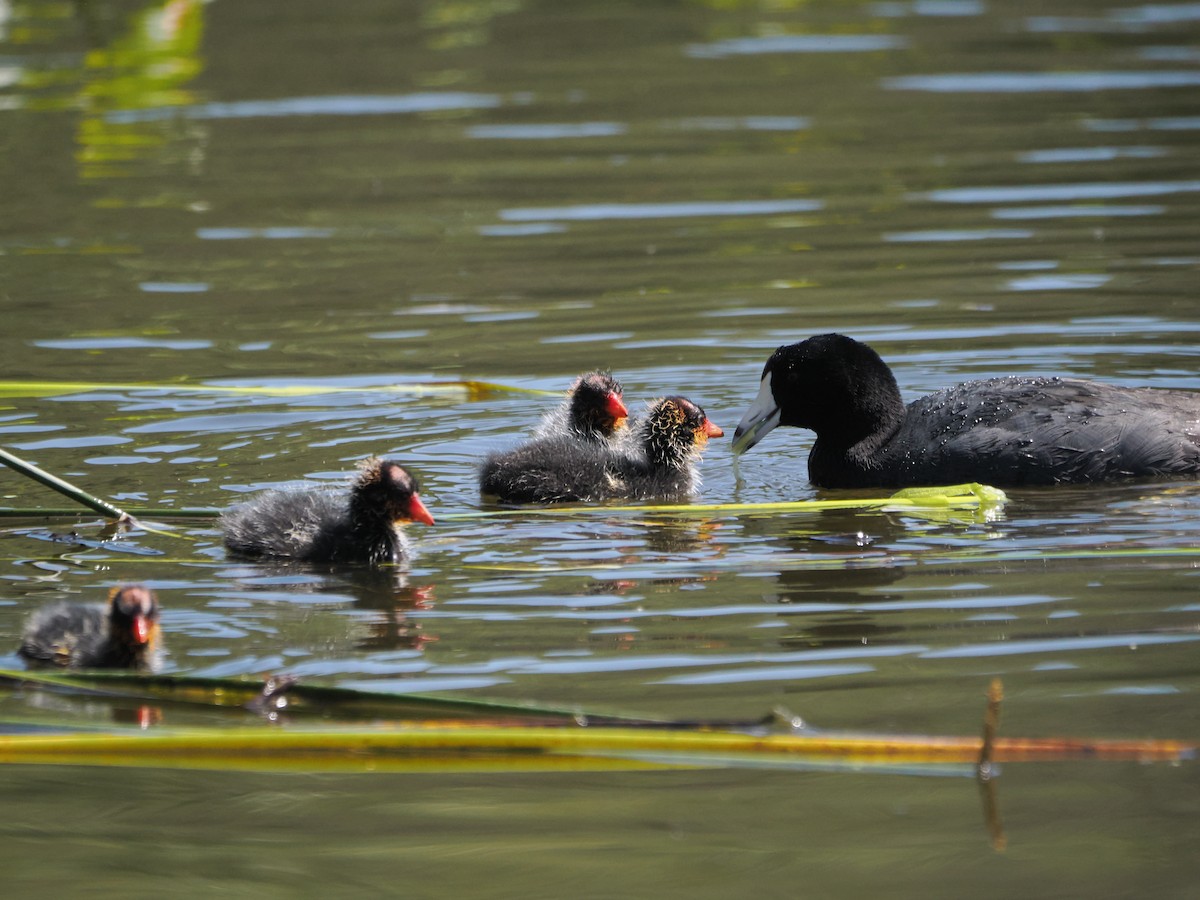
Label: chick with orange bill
xmin=534 ymin=371 xmax=629 ymax=445
xmin=222 ymin=457 xmax=434 ymax=565
xmin=19 ymin=584 xmax=163 ymax=671
xmin=481 ymin=396 xmax=722 ymax=504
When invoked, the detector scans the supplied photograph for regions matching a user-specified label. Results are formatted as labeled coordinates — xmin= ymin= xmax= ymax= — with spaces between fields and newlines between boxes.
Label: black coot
xmin=222 ymin=457 xmax=435 ymax=564
xmin=732 ymin=332 xmax=1200 ymax=487
xmin=481 ymin=396 xmax=722 ymax=503
xmin=19 ymin=584 xmax=163 ymax=671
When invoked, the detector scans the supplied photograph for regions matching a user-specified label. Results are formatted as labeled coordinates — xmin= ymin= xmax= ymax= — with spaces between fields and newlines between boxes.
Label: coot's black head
xmin=569 ymin=371 xmax=629 ymax=439
xmin=643 ymin=396 xmax=724 ymax=469
xmin=732 ymin=333 xmax=903 ymax=453
xmin=353 ymin=458 xmax=436 ymax=526
xmin=107 ymin=584 xmax=161 ymax=650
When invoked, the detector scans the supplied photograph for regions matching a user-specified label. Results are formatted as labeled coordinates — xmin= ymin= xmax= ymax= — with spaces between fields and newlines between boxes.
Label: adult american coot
xmin=222 ymin=457 xmax=434 ymax=564
xmin=480 ymin=396 xmax=723 ymax=503
xmin=732 ymin=333 xmax=1200 ymax=488
xmin=533 ymin=371 xmax=629 ymax=445
xmin=19 ymin=584 xmax=163 ymax=671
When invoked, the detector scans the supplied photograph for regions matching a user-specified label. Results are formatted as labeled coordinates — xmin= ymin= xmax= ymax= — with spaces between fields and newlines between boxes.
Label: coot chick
xmin=222 ymin=457 xmax=435 ymax=564
xmin=732 ymin=332 xmax=1200 ymax=488
xmin=613 ymin=396 xmax=725 ymax=499
xmin=534 ymin=371 xmax=629 ymax=444
xmin=480 ymin=396 xmax=722 ymax=503
xmin=19 ymin=584 xmax=163 ymax=671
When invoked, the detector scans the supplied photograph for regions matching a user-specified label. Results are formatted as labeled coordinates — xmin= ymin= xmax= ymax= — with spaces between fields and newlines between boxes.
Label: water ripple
xmin=466 ymin=122 xmax=626 ymax=139
xmin=197 ymin=227 xmax=335 ymax=240
xmin=499 ymin=199 xmax=822 ymax=222
xmin=687 ymin=34 xmax=908 ymax=58
xmin=873 ymin=1 xmax=985 ymax=16
xmin=671 ymin=116 xmax=811 ymax=132
xmin=104 ymin=92 xmax=502 ymax=123
xmin=655 ymin=663 xmax=874 ymax=685
xmin=1086 ymin=116 xmax=1200 ymax=132
xmin=915 ymin=180 xmax=1200 ymax=203
xmin=885 ymin=72 xmax=1200 ymax=92
xmin=884 ymin=228 xmax=1033 ymax=242
xmin=1005 ymin=274 xmax=1113 ymax=291
xmin=478 ymin=223 xmax=567 ymax=237
xmin=35 ymin=337 xmax=212 ymax=351
xmin=921 ymin=632 xmax=1200 ymax=659
xmin=1018 ymin=146 xmax=1166 ymax=163
xmin=991 ymin=204 xmax=1164 ymax=219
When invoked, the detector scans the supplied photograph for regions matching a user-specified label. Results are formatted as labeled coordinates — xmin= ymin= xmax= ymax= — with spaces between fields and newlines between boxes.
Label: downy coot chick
xmin=480 ymin=396 xmax=722 ymax=503
xmin=222 ymin=457 xmax=435 ymax=564
xmin=732 ymin=332 xmax=1200 ymax=488
xmin=614 ymin=396 xmax=725 ymax=499
xmin=19 ymin=584 xmax=163 ymax=671
xmin=533 ymin=371 xmax=629 ymax=444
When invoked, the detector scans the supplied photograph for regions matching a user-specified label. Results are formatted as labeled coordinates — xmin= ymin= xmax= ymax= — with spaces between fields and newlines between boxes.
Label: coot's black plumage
xmin=19 ymin=584 xmax=163 ymax=671
xmin=732 ymin=333 xmax=1200 ymax=488
xmin=222 ymin=457 xmax=435 ymax=564
xmin=480 ymin=396 xmax=723 ymax=503
xmin=534 ymin=371 xmax=629 ymax=445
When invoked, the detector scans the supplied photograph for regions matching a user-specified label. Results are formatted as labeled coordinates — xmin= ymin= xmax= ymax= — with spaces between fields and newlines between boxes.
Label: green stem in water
xmin=0 ymin=446 xmax=133 ymax=524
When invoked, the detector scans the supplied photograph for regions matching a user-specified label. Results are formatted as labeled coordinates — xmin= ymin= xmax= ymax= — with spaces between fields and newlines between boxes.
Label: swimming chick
xmin=533 ymin=371 xmax=629 ymax=445
xmin=19 ymin=584 xmax=163 ymax=671
xmin=481 ymin=396 xmax=722 ymax=503
xmin=222 ymin=457 xmax=434 ymax=564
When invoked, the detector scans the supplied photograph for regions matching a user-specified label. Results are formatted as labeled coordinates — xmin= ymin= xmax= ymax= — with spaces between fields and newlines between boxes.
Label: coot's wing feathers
xmin=222 ymin=489 xmax=348 ymax=558
xmin=608 ymin=450 xmax=695 ymax=500
xmin=18 ymin=602 xmax=107 ymax=666
xmin=894 ymin=378 xmax=1200 ymax=485
xmin=480 ymin=437 xmax=619 ymax=504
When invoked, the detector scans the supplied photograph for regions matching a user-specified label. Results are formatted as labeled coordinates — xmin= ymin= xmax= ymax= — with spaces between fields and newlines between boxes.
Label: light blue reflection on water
xmin=1029 ymin=4 xmax=1200 ymax=32
xmin=884 ymin=228 xmax=1033 ymax=242
xmin=341 ymin=677 xmax=510 ymax=693
xmin=1140 ymin=46 xmax=1200 ymax=61
xmin=197 ymin=227 xmax=335 ymax=240
xmin=104 ymin=92 xmax=502 ymax=123
xmin=656 ymin=663 xmax=874 ymax=685
xmin=921 ymin=632 xmax=1200 ymax=659
xmin=991 ymin=205 xmax=1164 ymax=219
xmin=1018 ymin=146 xmax=1166 ymax=163
xmin=672 ymin=116 xmax=811 ymax=131
xmin=687 ymin=34 xmax=908 ymax=58
xmin=540 ymin=332 xmax=636 ymax=345
xmin=1005 ymin=274 xmax=1113 ymax=291
xmin=466 ymin=122 xmax=626 ymax=139
xmin=885 ymin=71 xmax=1200 ymax=91
xmin=478 ymin=223 xmax=568 ymax=237
xmin=916 ymin=180 xmax=1200 ymax=203
xmin=500 ymin=199 xmax=822 ymax=222
xmin=35 ymin=337 xmax=212 ymax=350
xmin=10 ymin=435 xmax=128 ymax=450
xmin=872 ymin=1 xmax=985 ymax=16
xmin=139 ymin=282 xmax=211 ymax=293
xmin=1086 ymin=116 xmax=1200 ymax=131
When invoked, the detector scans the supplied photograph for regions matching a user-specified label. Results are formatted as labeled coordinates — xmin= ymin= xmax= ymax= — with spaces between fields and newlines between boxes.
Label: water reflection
xmin=916 ymin=180 xmax=1200 ymax=202
xmin=686 ymin=34 xmax=908 ymax=58
xmin=466 ymin=122 xmax=626 ymax=139
xmin=106 ymin=91 xmax=503 ymax=122
xmin=499 ymin=199 xmax=823 ymax=222
xmin=990 ymin=205 xmax=1163 ymax=219
xmin=885 ymin=72 xmax=1200 ymax=92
